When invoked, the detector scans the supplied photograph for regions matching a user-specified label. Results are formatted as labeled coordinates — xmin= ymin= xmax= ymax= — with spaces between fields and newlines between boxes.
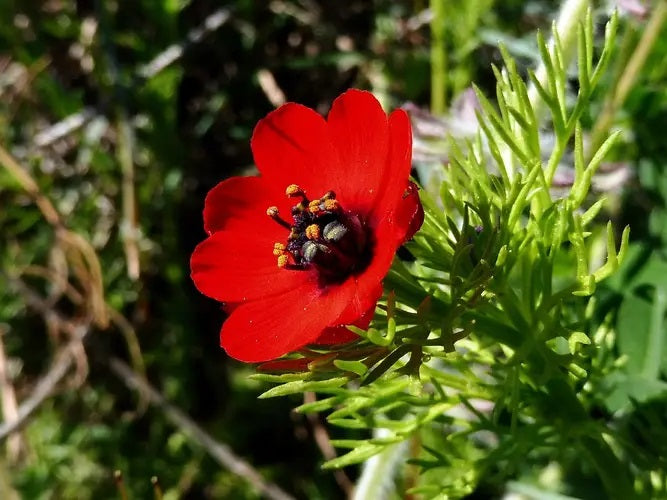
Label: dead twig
xmin=257 ymin=69 xmax=286 ymax=107
xmin=137 ymin=8 xmax=231 ymax=79
xmin=109 ymin=358 xmax=295 ymax=500
xmin=303 ymin=392 xmax=354 ymax=496
xmin=106 ymin=308 xmax=149 ymax=413
xmin=6 ymin=273 xmax=92 ymax=380
xmin=0 ymin=327 xmax=25 ymax=461
xmin=18 ymin=266 xmax=147 ymax=404
xmin=0 ymin=144 xmax=108 ymax=329
xmin=116 ymin=112 xmax=140 ymax=280
xmin=33 ymin=7 xmax=232 ymax=149
xmin=0 ymin=143 xmax=63 ymax=228
xmin=33 ymin=107 xmax=97 ymax=148
xmin=0 ymin=276 xmax=89 ymax=440
xmin=0 ymin=335 xmax=85 ymax=441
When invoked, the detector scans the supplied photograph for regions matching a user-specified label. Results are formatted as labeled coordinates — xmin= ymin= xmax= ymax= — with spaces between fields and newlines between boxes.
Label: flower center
xmin=267 ymin=184 xmax=371 ymax=284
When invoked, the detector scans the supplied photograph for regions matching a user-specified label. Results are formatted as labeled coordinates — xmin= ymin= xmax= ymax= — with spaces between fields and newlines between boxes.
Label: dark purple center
xmin=268 ymin=185 xmax=372 ymax=284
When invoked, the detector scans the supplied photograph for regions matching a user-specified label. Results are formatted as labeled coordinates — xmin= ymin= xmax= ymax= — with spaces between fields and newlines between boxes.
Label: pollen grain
xmin=323 ymin=199 xmax=340 ymax=211
xmin=308 ymin=199 xmax=322 ymax=213
xmin=273 ymin=242 xmax=286 ymax=256
xmin=277 ymin=254 xmax=289 ymax=268
xmin=285 ymin=184 xmax=304 ymax=197
xmin=305 ymin=224 xmax=321 ymax=240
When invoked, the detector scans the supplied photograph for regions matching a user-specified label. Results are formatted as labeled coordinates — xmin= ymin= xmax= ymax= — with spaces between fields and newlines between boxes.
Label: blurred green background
xmin=0 ymin=0 xmax=665 ymax=498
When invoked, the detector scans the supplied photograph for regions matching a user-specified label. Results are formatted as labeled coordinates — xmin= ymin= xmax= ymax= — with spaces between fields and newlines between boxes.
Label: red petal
xmin=251 ymin=103 xmax=337 ymax=196
xmin=192 ymin=90 xmax=421 ymax=363
xmin=333 ymin=280 xmax=383 ymax=326
xmin=220 ymin=280 xmax=356 ymax=362
xmin=395 ymin=182 xmax=424 ymax=242
xmin=311 ymin=98 xmax=416 ymax=330
xmin=257 ymin=358 xmax=312 ymax=372
xmin=313 ymin=302 xmax=374 ymax=345
xmin=190 ymin=229 xmax=310 ymax=303
xmin=326 ymin=89 xmax=389 ymax=213
xmin=370 ymin=108 xmax=414 ymax=222
xmin=311 ymin=326 xmax=358 ymax=345
xmin=203 ymin=176 xmax=282 ymax=235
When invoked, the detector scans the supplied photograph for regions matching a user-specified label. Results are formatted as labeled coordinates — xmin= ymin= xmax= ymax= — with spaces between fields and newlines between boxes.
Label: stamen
xmin=291 ymin=201 xmax=307 ymax=215
xmin=273 ymin=242 xmax=286 ymax=256
xmin=308 ymin=199 xmax=322 ymax=214
xmin=323 ymin=199 xmax=340 ymax=211
xmin=286 ymin=184 xmax=306 ymax=199
xmin=270 ymin=185 xmax=369 ymax=282
xmin=301 ymin=241 xmax=318 ymax=262
xmin=277 ymin=254 xmax=289 ymax=268
xmin=266 ymin=206 xmax=292 ymax=229
xmin=323 ymin=221 xmax=348 ymax=242
xmin=305 ymin=224 xmax=321 ymax=240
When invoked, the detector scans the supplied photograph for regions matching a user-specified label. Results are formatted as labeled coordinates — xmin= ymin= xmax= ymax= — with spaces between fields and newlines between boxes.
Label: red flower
xmin=190 ymin=90 xmax=423 ymax=362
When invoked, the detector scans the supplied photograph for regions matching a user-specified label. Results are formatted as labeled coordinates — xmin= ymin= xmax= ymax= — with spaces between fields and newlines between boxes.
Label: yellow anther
xmin=308 ymin=199 xmax=322 ymax=213
xmin=285 ymin=184 xmax=304 ymax=197
xmin=277 ymin=254 xmax=289 ymax=268
xmin=323 ymin=199 xmax=340 ymax=211
xmin=273 ymin=242 xmax=286 ymax=256
xmin=289 ymin=229 xmax=299 ymax=240
xmin=305 ymin=224 xmax=320 ymax=240
xmin=266 ymin=206 xmax=279 ymax=217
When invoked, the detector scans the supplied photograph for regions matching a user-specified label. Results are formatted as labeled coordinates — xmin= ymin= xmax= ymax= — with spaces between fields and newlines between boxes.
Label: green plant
xmin=252 ymin=9 xmax=665 ymax=499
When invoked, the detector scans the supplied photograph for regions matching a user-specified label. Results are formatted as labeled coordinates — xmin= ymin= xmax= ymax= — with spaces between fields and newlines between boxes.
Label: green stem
xmin=430 ymin=0 xmax=447 ymax=113
xmin=352 ymin=428 xmax=408 ymax=500
xmin=592 ymin=0 xmax=667 ymax=149
xmin=544 ymin=378 xmax=635 ymax=499
xmin=580 ymin=435 xmax=635 ymax=500
xmin=643 ymin=287 xmax=666 ymax=379
xmin=545 ymin=372 xmax=635 ymax=499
